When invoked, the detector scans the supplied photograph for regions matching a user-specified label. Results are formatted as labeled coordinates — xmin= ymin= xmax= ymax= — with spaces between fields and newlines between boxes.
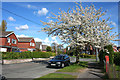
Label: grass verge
xmin=57 ymin=61 xmax=88 ymax=72
xmin=34 ymin=73 xmax=77 ymax=80
xmin=34 ymin=61 xmax=88 ymax=80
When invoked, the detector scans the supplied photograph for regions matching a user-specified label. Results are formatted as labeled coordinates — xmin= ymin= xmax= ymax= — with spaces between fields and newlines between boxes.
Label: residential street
xmin=2 ymin=57 xmax=95 ymax=78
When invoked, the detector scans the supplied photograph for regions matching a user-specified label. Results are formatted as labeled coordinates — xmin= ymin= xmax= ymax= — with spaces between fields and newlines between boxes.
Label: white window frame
xmin=12 ymin=39 xmax=16 ymax=44
xmin=30 ymin=42 xmax=32 ymax=46
xmin=32 ymin=43 xmax=35 ymax=46
xmin=30 ymin=42 xmax=35 ymax=46
xmin=7 ymin=37 xmax=10 ymax=43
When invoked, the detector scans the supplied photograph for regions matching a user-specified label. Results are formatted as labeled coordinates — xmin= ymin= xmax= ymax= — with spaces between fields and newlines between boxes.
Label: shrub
xmin=104 ymin=45 xmax=114 ymax=64
xmin=46 ymin=46 xmax=52 ymax=52
xmin=2 ymin=51 xmax=56 ymax=59
xmin=80 ymin=53 xmax=95 ymax=58
xmin=99 ymin=50 xmax=107 ymax=64
xmin=114 ymin=52 xmax=120 ymax=66
xmin=99 ymin=45 xmax=114 ymax=64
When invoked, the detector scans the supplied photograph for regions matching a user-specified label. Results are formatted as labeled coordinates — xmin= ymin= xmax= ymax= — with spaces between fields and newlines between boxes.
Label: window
xmin=7 ymin=38 xmax=10 ymax=43
xmin=12 ymin=39 xmax=16 ymax=44
xmin=30 ymin=42 xmax=32 ymax=46
xmin=30 ymin=43 xmax=35 ymax=46
xmin=32 ymin=43 xmax=35 ymax=46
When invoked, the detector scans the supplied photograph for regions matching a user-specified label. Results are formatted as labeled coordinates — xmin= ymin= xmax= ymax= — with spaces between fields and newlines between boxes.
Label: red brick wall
xmin=0 ymin=38 xmax=7 ymax=46
xmin=20 ymin=49 xmax=28 ymax=52
xmin=0 ymin=33 xmax=18 ymax=47
xmin=29 ymin=39 xmax=35 ymax=49
xmin=18 ymin=39 xmax=35 ymax=49
xmin=18 ymin=42 xmax=30 ymax=48
xmin=7 ymin=33 xmax=18 ymax=47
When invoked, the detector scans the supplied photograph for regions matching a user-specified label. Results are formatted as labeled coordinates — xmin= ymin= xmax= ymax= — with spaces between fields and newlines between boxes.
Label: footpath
xmin=54 ymin=61 xmax=105 ymax=79
xmin=77 ymin=62 xmax=104 ymax=79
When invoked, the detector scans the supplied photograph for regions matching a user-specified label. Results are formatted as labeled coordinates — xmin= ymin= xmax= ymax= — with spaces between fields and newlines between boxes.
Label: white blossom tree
xmin=40 ymin=2 xmax=117 ymax=63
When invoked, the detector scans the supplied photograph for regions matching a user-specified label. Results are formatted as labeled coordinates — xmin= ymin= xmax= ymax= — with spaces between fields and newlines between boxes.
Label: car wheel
xmin=61 ymin=63 xmax=65 ymax=68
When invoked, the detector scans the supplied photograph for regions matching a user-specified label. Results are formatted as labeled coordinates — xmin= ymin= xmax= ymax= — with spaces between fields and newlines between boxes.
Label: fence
xmin=106 ymin=63 xmax=120 ymax=79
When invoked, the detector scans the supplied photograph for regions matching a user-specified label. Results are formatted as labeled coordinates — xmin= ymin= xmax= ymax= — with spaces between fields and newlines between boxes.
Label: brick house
xmin=18 ymin=37 xmax=36 ymax=52
xmin=0 ymin=31 xmax=19 ymax=52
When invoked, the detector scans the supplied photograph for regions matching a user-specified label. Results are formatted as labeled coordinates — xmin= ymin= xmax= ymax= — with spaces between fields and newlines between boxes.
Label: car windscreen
xmin=54 ymin=56 xmax=64 ymax=60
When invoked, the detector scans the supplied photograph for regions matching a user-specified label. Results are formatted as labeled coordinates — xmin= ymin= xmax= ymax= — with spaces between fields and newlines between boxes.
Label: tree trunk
xmin=76 ymin=49 xmax=80 ymax=64
xmin=96 ymin=48 xmax=99 ymax=62
xmin=76 ymin=54 xmax=79 ymax=63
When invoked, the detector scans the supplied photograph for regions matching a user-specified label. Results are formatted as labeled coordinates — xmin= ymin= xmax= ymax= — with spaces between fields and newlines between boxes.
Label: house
xmin=18 ymin=37 xmax=36 ymax=52
xmin=117 ymin=47 xmax=120 ymax=52
xmin=42 ymin=45 xmax=47 ymax=52
xmin=35 ymin=42 xmax=42 ymax=51
xmin=113 ymin=45 xmax=119 ymax=52
xmin=0 ymin=31 xmax=19 ymax=52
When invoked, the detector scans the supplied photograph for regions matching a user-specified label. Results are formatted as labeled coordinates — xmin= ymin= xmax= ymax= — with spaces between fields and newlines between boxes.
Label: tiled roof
xmin=0 ymin=31 xmax=13 ymax=37
xmin=18 ymin=37 xmax=33 ymax=42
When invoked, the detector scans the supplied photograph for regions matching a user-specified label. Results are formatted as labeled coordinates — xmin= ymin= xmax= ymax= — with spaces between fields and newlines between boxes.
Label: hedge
xmin=114 ymin=52 xmax=120 ymax=66
xmin=2 ymin=51 xmax=56 ymax=59
xmin=99 ymin=45 xmax=114 ymax=64
xmin=80 ymin=53 xmax=96 ymax=58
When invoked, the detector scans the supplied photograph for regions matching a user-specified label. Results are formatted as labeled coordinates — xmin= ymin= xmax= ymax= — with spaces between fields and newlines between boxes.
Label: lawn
xmin=57 ymin=61 xmax=88 ymax=72
xmin=34 ymin=73 xmax=77 ymax=80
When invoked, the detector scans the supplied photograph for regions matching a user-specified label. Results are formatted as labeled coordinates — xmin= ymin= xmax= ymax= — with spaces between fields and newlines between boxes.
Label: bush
xmin=2 ymin=51 xmax=56 ymax=59
xmin=80 ymin=53 xmax=95 ymax=58
xmin=114 ymin=52 xmax=120 ymax=66
xmin=99 ymin=50 xmax=107 ymax=64
xmin=46 ymin=46 xmax=52 ymax=52
xmin=104 ymin=45 xmax=114 ymax=64
xmin=99 ymin=45 xmax=114 ymax=64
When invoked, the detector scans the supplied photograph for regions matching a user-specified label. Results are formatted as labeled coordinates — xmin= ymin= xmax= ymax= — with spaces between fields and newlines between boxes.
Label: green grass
xmin=115 ymin=65 xmax=120 ymax=71
xmin=34 ymin=61 xmax=88 ymax=80
xmin=34 ymin=73 xmax=77 ymax=80
xmin=57 ymin=61 xmax=88 ymax=72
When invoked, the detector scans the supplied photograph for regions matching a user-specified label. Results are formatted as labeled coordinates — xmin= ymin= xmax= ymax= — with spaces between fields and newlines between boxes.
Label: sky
xmin=2 ymin=2 xmax=119 ymax=47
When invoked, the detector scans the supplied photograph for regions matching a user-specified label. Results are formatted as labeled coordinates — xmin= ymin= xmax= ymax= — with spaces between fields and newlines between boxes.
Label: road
xmin=2 ymin=57 xmax=95 ymax=78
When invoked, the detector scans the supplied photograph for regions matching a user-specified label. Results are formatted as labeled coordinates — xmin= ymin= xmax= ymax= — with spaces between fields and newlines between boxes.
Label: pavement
xmin=77 ymin=62 xmax=104 ymax=79
xmin=2 ymin=57 xmax=96 ymax=79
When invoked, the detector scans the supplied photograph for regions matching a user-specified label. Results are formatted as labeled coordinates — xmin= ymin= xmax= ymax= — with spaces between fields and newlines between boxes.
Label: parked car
xmin=14 ymin=50 xmax=22 ymax=52
xmin=48 ymin=54 xmax=70 ymax=68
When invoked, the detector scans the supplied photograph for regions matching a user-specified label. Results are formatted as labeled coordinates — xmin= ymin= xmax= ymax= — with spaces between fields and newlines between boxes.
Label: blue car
xmin=14 ymin=51 xmax=22 ymax=52
xmin=48 ymin=54 xmax=70 ymax=68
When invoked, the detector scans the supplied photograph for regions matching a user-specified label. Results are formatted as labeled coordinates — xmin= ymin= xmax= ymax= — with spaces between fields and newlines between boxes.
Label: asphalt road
xmin=2 ymin=57 xmax=95 ymax=78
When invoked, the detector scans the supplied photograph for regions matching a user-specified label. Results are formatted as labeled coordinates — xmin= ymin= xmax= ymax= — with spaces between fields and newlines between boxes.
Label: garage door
xmin=0 ymin=48 xmax=7 ymax=52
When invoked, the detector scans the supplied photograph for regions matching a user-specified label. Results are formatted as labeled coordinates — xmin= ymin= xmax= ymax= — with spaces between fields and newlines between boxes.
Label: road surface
xmin=2 ymin=57 xmax=95 ymax=78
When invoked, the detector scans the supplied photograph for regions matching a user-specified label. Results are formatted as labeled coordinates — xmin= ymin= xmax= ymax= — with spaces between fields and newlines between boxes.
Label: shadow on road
xmin=87 ymin=62 xmax=103 ymax=69
xmin=31 ymin=60 xmax=48 ymax=64
xmin=46 ymin=66 xmax=62 ymax=69
xmin=87 ymin=62 xmax=104 ymax=78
